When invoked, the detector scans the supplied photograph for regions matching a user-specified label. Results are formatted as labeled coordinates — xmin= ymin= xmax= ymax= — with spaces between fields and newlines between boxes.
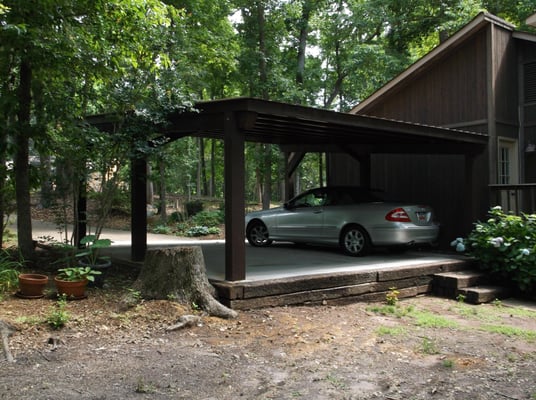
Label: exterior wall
xmin=519 ymin=40 xmax=536 ymax=183
xmin=360 ymin=29 xmax=489 ymax=130
xmin=493 ymin=27 xmax=518 ymax=134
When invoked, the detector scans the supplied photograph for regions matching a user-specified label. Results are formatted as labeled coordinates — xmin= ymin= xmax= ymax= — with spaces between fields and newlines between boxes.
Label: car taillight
xmin=386 ymin=208 xmax=411 ymax=222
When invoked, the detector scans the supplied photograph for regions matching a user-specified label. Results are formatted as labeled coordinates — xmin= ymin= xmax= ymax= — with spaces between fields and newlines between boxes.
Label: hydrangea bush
xmin=451 ymin=206 xmax=536 ymax=294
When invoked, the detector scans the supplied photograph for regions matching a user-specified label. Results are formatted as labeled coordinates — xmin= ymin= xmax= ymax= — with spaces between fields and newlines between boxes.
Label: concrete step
xmin=457 ymin=285 xmax=511 ymax=305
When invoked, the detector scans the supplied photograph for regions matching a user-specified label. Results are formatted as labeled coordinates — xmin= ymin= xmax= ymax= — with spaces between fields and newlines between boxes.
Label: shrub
xmin=0 ymin=250 xmax=23 ymax=297
xmin=191 ymin=210 xmax=224 ymax=227
xmin=185 ymin=226 xmax=209 ymax=237
xmin=185 ymin=200 xmax=203 ymax=217
xmin=185 ymin=225 xmax=221 ymax=237
xmin=452 ymin=206 xmax=536 ymax=294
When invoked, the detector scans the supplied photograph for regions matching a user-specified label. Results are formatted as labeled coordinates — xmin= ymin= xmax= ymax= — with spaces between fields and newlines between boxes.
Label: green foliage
xmin=0 ymin=249 xmax=23 ymax=296
xmin=57 ymin=266 xmax=101 ymax=282
xmin=191 ymin=210 xmax=224 ymax=226
xmin=46 ymin=294 xmax=70 ymax=330
xmin=152 ymin=225 xmax=172 ymax=235
xmin=412 ymin=310 xmax=459 ymax=328
xmin=169 ymin=211 xmax=185 ymax=223
xmin=185 ymin=226 xmax=220 ymax=237
xmin=420 ymin=337 xmax=439 ymax=355
xmin=453 ymin=206 xmax=536 ymax=293
xmin=385 ymin=287 xmax=400 ymax=306
xmin=75 ymin=235 xmax=112 ymax=266
xmin=185 ymin=200 xmax=204 ymax=217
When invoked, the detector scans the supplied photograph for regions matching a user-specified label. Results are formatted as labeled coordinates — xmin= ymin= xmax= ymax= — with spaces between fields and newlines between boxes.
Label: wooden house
xmin=331 ymin=12 xmax=536 ymax=246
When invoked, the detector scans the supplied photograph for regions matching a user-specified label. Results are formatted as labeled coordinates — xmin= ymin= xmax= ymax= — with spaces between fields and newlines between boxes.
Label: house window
xmin=498 ymin=146 xmax=510 ymax=184
xmin=498 ymin=139 xmax=518 ymax=184
xmin=525 ymin=62 xmax=536 ymax=104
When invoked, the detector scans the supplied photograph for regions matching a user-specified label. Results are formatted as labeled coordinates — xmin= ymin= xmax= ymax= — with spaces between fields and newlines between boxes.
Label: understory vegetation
xmin=452 ymin=206 xmax=536 ymax=296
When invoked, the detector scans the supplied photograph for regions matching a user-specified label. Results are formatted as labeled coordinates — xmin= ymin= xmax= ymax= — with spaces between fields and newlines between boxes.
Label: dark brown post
xmin=74 ymin=176 xmax=87 ymax=247
xmin=224 ymin=111 xmax=246 ymax=281
xmin=131 ymin=155 xmax=148 ymax=262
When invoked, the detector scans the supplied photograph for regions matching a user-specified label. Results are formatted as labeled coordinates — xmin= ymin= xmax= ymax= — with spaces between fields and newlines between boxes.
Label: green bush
xmin=169 ymin=211 xmax=184 ymax=223
xmin=452 ymin=206 xmax=536 ymax=294
xmin=0 ymin=250 xmax=23 ymax=297
xmin=185 ymin=225 xmax=220 ymax=237
xmin=191 ymin=210 xmax=224 ymax=227
xmin=185 ymin=200 xmax=203 ymax=216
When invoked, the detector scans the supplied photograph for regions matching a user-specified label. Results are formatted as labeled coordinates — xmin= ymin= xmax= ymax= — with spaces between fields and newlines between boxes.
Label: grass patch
xmin=411 ymin=310 xmax=459 ymax=329
xmin=367 ymin=304 xmax=414 ymax=318
xmin=376 ymin=326 xmax=407 ymax=336
xmin=419 ymin=337 xmax=439 ymax=354
xmin=480 ymin=325 xmax=536 ymax=341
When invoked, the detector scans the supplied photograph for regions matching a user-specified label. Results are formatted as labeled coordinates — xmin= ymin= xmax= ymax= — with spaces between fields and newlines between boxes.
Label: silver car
xmin=245 ymin=186 xmax=439 ymax=256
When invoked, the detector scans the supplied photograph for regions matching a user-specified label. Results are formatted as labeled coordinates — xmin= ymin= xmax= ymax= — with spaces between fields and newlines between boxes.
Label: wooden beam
xmin=224 ymin=112 xmax=246 ymax=281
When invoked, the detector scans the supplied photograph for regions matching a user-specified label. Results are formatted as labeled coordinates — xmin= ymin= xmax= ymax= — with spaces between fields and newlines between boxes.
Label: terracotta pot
xmin=54 ymin=276 xmax=88 ymax=299
xmin=18 ymin=274 xmax=49 ymax=298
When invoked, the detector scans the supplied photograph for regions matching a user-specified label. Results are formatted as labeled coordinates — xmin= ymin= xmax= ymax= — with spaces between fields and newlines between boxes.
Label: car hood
xmin=245 ymin=206 xmax=284 ymax=220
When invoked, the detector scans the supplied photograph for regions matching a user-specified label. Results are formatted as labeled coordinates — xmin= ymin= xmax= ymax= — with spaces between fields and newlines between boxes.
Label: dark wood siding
xmin=363 ymin=30 xmax=489 ymax=129
xmin=493 ymin=26 xmax=518 ymax=136
xmin=371 ymin=154 xmax=466 ymax=247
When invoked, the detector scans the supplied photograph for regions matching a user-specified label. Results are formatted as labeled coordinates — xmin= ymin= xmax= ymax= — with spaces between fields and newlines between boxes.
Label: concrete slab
xmin=25 ymin=219 xmax=471 ymax=282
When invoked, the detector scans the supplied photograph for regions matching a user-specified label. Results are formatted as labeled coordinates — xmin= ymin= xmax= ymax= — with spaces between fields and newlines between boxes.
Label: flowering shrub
xmin=452 ymin=206 xmax=536 ymax=293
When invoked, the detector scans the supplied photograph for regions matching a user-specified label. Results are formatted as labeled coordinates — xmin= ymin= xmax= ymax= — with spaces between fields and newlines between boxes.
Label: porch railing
xmin=489 ymin=184 xmax=536 ymax=214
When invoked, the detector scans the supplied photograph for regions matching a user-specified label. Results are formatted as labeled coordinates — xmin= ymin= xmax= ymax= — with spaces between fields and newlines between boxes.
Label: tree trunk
xmin=133 ymin=247 xmax=237 ymax=319
xmin=296 ymin=0 xmax=313 ymax=88
xmin=158 ymin=155 xmax=167 ymax=224
xmin=15 ymin=58 xmax=34 ymax=261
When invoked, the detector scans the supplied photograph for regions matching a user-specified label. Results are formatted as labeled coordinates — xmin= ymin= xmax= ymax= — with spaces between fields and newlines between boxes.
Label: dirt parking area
xmin=1 ymin=264 xmax=536 ymax=400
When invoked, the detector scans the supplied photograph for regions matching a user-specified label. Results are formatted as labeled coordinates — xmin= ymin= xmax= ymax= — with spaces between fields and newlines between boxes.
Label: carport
xmin=124 ymin=97 xmax=487 ymax=282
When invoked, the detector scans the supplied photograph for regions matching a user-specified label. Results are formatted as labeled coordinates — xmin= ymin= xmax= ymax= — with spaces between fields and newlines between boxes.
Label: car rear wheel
xmin=246 ymin=220 xmax=273 ymax=247
xmin=340 ymin=225 xmax=370 ymax=256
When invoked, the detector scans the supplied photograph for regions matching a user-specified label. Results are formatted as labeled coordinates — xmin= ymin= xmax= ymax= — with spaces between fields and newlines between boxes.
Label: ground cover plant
xmin=452 ymin=206 xmax=536 ymax=295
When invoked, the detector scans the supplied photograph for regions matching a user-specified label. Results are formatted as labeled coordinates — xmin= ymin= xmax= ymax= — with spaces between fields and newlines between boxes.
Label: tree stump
xmin=133 ymin=246 xmax=237 ymax=319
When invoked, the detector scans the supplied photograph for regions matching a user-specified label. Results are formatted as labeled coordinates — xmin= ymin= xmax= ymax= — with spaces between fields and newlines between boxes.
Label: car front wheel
xmin=340 ymin=225 xmax=370 ymax=256
xmin=246 ymin=221 xmax=273 ymax=247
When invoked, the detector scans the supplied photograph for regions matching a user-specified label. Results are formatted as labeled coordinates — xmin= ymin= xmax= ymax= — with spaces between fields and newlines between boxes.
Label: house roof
xmin=350 ymin=12 xmax=516 ymax=115
xmin=527 ymin=13 xmax=536 ymax=27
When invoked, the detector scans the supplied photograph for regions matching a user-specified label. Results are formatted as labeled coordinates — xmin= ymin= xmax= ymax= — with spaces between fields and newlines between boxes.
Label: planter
xmin=78 ymin=259 xmax=112 ymax=288
xmin=54 ymin=276 xmax=88 ymax=299
xmin=18 ymin=274 xmax=49 ymax=298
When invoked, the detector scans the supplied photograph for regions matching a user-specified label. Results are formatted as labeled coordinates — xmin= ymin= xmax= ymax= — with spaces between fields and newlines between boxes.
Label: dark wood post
xmin=224 ymin=111 xmax=246 ymax=281
xmin=74 ymin=176 xmax=87 ymax=247
xmin=131 ymin=155 xmax=148 ymax=262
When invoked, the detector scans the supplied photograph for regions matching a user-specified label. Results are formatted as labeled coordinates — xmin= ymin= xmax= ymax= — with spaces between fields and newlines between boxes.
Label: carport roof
xmin=161 ymin=97 xmax=487 ymax=153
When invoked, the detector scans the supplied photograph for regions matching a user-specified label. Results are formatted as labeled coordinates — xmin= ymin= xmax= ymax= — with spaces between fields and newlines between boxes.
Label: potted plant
xmin=75 ymin=235 xmax=112 ymax=288
xmin=18 ymin=273 xmax=49 ymax=298
xmin=54 ymin=266 xmax=101 ymax=299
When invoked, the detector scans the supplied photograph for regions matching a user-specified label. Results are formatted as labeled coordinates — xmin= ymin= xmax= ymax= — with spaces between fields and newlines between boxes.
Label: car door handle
xmin=313 ymin=210 xmax=323 ymax=214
